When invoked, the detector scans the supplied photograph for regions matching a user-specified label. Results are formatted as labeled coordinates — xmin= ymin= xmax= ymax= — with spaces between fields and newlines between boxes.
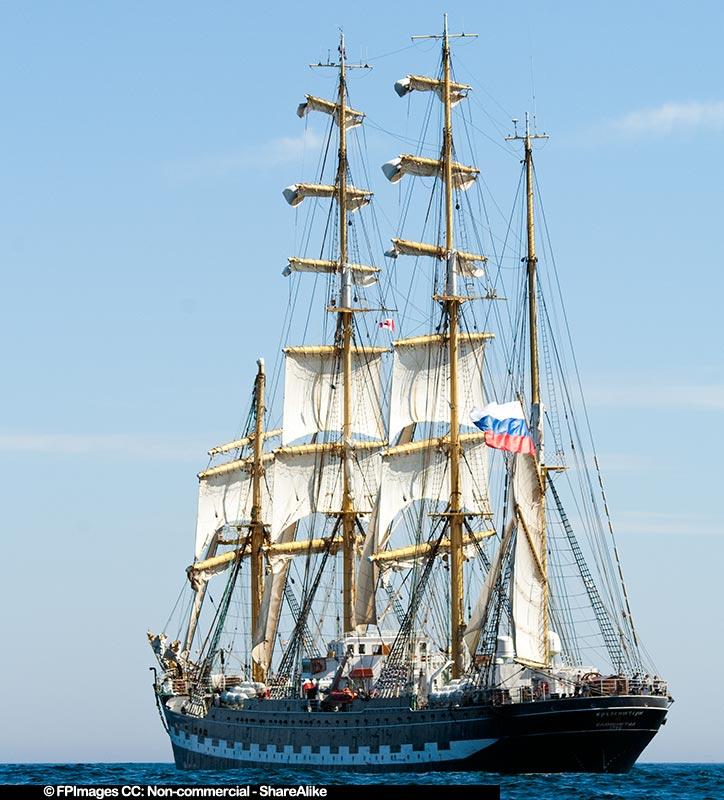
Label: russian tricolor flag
xmin=470 ymin=401 xmax=536 ymax=455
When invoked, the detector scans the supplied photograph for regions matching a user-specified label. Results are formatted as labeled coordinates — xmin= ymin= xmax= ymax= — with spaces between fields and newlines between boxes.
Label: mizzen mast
xmin=506 ymin=113 xmax=549 ymax=456
xmin=505 ymin=113 xmax=551 ymax=667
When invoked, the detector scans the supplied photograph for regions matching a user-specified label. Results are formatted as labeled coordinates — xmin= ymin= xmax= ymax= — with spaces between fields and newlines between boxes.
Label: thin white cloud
xmin=0 ymin=433 xmax=202 ymax=461
xmin=586 ymin=384 xmax=724 ymax=411
xmin=607 ymin=100 xmax=724 ymax=138
xmin=614 ymin=511 xmax=724 ymax=537
xmin=164 ymin=129 xmax=324 ymax=181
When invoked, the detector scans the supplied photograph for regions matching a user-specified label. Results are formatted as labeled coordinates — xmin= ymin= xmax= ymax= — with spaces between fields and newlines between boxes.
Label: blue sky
xmin=1 ymin=1 xmax=723 ymax=764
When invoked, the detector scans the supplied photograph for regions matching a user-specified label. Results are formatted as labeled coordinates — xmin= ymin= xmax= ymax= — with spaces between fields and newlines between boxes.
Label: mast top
xmin=410 ymin=13 xmax=478 ymax=43
xmin=505 ymin=111 xmax=548 ymax=439
xmin=505 ymin=111 xmax=549 ymax=148
xmin=309 ymin=30 xmax=372 ymax=71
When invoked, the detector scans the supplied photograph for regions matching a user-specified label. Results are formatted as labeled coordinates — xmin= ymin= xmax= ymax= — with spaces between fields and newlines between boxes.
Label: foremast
xmin=249 ymin=358 xmax=266 ymax=681
xmin=337 ymin=34 xmax=357 ymax=635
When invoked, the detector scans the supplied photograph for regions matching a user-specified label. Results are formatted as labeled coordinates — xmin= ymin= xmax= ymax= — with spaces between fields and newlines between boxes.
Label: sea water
xmin=1 ymin=763 xmax=722 ymax=799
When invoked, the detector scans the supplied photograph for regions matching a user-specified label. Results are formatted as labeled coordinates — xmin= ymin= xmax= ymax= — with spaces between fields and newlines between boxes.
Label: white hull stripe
xmin=169 ymin=730 xmax=497 ymax=766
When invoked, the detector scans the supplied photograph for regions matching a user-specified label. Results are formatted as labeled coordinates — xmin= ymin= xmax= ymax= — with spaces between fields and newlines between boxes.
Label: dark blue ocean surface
xmin=1 ymin=763 xmax=722 ymax=799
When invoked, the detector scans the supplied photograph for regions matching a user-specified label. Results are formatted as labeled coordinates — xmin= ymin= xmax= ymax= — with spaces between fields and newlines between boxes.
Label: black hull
xmin=163 ymin=694 xmax=668 ymax=774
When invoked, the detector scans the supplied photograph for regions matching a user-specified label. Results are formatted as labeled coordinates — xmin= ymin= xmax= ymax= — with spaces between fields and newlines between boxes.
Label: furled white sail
xmin=385 ymin=238 xmax=486 ymax=278
xmin=283 ymin=257 xmax=379 ymax=287
xmin=388 ymin=333 xmax=490 ymax=444
xmin=382 ymin=154 xmax=479 ymax=191
xmin=282 ymin=183 xmax=372 ymax=211
xmin=393 ymin=74 xmax=471 ymax=106
xmin=194 ymin=462 xmax=274 ymax=560
xmin=296 ymin=94 xmax=365 ymax=128
xmin=371 ymin=532 xmax=492 ymax=571
xmin=282 ymin=346 xmax=386 ymax=445
xmin=452 ymin=252 xmax=486 ymax=279
xmin=377 ymin=434 xmax=491 ymax=548
xmin=271 ymin=444 xmax=382 ymax=540
xmin=510 ymin=453 xmax=548 ymax=666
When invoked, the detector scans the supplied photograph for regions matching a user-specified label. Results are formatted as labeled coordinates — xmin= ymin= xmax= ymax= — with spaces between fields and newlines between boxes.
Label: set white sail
xmin=281 ymin=346 xmax=386 ymax=445
xmin=251 ymin=523 xmax=296 ymax=674
xmin=194 ymin=457 xmax=275 ymax=560
xmin=376 ymin=434 xmax=491 ymax=545
xmin=354 ymin=433 xmax=494 ymax=628
xmin=272 ymin=443 xmax=382 ymax=536
xmin=388 ymin=332 xmax=490 ymax=443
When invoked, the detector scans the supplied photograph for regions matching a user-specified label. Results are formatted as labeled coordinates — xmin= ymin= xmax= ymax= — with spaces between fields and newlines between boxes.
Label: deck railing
xmin=488 ymin=677 xmax=669 ymax=705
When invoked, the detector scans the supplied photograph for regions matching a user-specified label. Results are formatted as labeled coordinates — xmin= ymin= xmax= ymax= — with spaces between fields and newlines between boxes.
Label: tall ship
xmin=149 ymin=18 xmax=671 ymax=773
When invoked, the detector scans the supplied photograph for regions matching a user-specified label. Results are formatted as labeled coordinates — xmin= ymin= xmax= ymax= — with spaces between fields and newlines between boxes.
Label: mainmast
xmin=381 ymin=16 xmax=483 ymax=679
xmin=441 ymin=16 xmax=465 ymax=680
